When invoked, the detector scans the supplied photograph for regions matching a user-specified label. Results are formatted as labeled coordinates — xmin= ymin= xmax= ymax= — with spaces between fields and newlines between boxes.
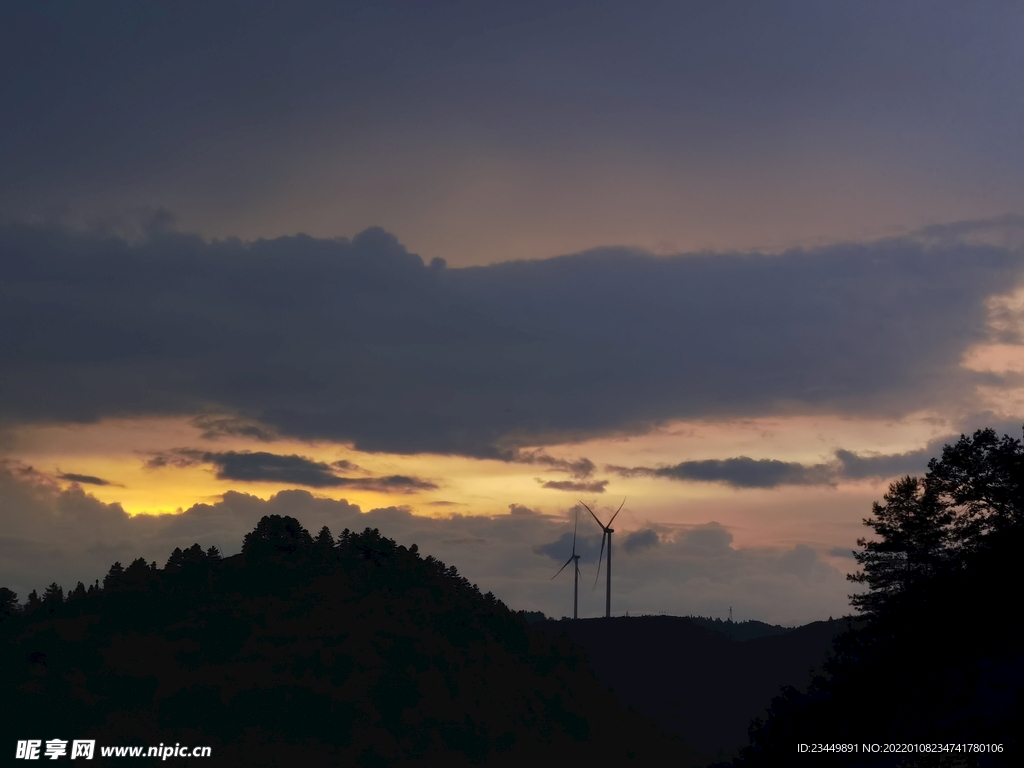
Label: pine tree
xmin=315 ymin=525 xmax=333 ymax=548
xmin=314 ymin=525 xmax=334 ymax=562
xmin=926 ymin=427 xmax=1024 ymax=549
xmin=102 ymin=562 xmax=124 ymax=591
xmin=0 ymin=587 xmax=17 ymax=621
xmin=42 ymin=583 xmax=64 ymax=607
xmin=848 ymin=475 xmax=953 ymax=615
xmin=242 ymin=515 xmax=313 ymax=558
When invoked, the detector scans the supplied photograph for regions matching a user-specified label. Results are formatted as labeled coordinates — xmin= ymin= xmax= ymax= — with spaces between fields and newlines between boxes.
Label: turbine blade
xmin=593 ymin=532 xmax=606 ymax=589
xmin=552 ymin=555 xmax=574 ymax=580
xmin=580 ymin=501 xmax=606 ymax=529
xmin=608 ymin=497 xmax=626 ymax=527
xmin=571 ymin=507 xmax=578 ymax=556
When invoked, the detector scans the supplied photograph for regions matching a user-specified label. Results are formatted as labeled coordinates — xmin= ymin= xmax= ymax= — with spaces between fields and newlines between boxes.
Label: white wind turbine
xmin=581 ymin=499 xmax=625 ymax=618
xmin=552 ymin=506 xmax=582 ymax=620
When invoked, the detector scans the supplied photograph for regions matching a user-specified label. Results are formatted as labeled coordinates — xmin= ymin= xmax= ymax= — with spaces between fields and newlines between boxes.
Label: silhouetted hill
xmin=0 ymin=518 xmax=699 ymax=767
xmin=683 ymin=616 xmax=791 ymax=642
xmin=535 ymin=615 xmax=849 ymax=761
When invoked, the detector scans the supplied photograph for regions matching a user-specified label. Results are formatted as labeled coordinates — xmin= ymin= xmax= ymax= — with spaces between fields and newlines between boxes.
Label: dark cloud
xmin=833 ymin=448 xmax=932 ymax=480
xmin=513 ymin=451 xmax=595 ymax=478
xmin=57 ymin=473 xmax=115 ymax=487
xmin=190 ymin=414 xmax=277 ymax=442
xmin=508 ymin=504 xmax=541 ymax=516
xmin=608 ymin=440 xmax=957 ymax=489
xmin=142 ymin=450 xmax=197 ymax=470
xmin=533 ymin=532 xmax=604 ymax=564
xmin=536 ymin=524 xmax=658 ymax=561
xmin=146 ymin=449 xmax=436 ymax=493
xmin=364 ymin=475 xmax=439 ymax=493
xmin=778 ymin=544 xmax=827 ymax=582
xmin=612 ymin=458 xmax=834 ymax=489
xmin=679 ymin=525 xmax=735 ymax=555
xmin=623 ymin=529 xmax=659 ymax=553
xmin=204 ymin=451 xmax=343 ymax=487
xmin=538 ymin=479 xmax=609 ymax=493
xmin=2 ymin=223 xmax=1021 ymax=458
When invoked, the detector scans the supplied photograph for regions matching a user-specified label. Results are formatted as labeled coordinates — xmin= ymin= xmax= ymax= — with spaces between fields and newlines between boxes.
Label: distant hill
xmin=543 ymin=614 xmax=793 ymax=641
xmin=681 ymin=616 xmax=792 ymax=642
xmin=534 ymin=615 xmax=849 ymax=762
xmin=0 ymin=517 xmax=700 ymax=767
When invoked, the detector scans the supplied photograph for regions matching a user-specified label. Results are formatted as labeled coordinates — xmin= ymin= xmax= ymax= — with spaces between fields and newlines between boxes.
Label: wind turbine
xmin=581 ymin=498 xmax=624 ymax=618
xmin=552 ymin=506 xmax=582 ymax=619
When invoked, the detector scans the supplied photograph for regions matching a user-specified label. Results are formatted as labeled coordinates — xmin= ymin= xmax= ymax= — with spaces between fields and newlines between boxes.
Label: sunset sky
xmin=4 ymin=1 xmax=1024 ymax=624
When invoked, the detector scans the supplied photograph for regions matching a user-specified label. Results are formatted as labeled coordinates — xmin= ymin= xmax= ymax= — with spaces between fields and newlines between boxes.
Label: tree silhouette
xmin=68 ymin=581 xmax=86 ymax=601
xmin=42 ymin=583 xmax=64 ymax=612
xmin=166 ymin=543 xmax=211 ymax=571
xmin=242 ymin=513 xmax=314 ymax=557
xmin=927 ymin=428 xmax=1024 ymax=547
xmin=731 ymin=427 xmax=1024 ymax=767
xmin=102 ymin=561 xmax=124 ymax=590
xmin=0 ymin=587 xmax=16 ymax=622
xmin=314 ymin=525 xmax=335 ymax=563
xmin=848 ymin=475 xmax=953 ymax=616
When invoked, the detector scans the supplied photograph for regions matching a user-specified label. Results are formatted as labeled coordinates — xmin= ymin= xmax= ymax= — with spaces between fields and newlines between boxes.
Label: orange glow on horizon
xmin=0 ymin=411 xmax=954 ymax=562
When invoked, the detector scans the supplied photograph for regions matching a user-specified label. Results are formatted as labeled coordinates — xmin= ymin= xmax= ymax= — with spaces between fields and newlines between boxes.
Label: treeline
xmin=0 ymin=544 xmax=223 ymax=619
xmin=684 ymin=617 xmax=790 ymax=642
xmin=1 ymin=516 xmax=694 ymax=766
xmin=729 ymin=429 xmax=1024 ymax=767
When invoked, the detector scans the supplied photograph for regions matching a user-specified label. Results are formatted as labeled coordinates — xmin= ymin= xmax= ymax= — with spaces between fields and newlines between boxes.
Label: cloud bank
xmin=5 ymin=2 xmax=1024 ymax=270
xmin=609 ymin=444 xmax=944 ymax=489
xmin=1 ymin=222 xmax=1020 ymax=460
xmin=145 ymin=449 xmax=436 ymax=492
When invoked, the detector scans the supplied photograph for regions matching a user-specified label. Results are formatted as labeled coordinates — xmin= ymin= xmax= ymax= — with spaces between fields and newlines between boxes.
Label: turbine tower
xmin=552 ymin=506 xmax=582 ymax=619
xmin=581 ymin=499 xmax=625 ymax=618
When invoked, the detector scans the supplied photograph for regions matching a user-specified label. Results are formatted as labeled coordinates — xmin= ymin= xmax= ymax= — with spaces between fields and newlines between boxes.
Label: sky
xmin=4 ymin=1 xmax=1024 ymax=624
